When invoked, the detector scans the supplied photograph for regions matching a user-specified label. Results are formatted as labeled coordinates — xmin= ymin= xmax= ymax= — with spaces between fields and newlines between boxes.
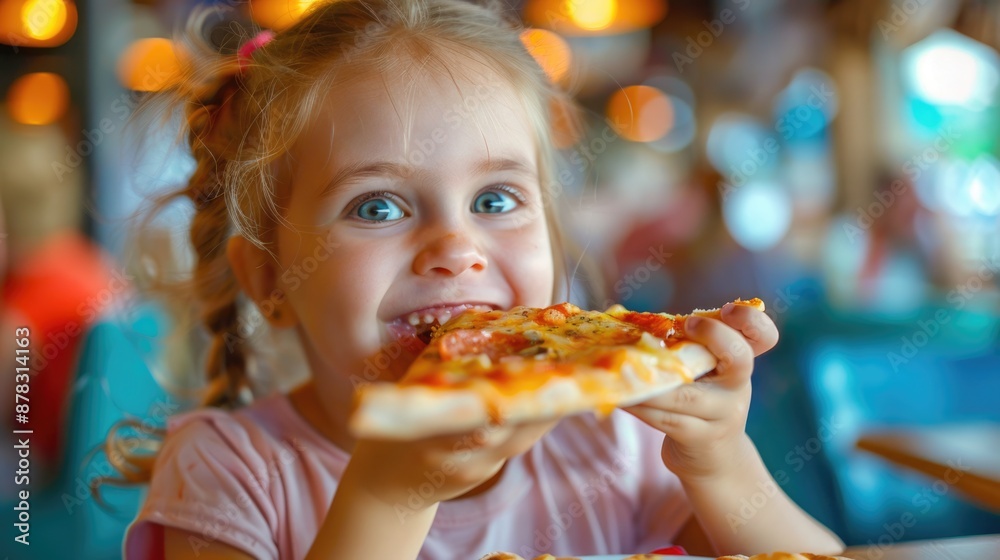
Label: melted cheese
xmin=403 ymin=303 xmax=691 ymax=387
xmin=402 ymin=298 xmax=765 ymax=391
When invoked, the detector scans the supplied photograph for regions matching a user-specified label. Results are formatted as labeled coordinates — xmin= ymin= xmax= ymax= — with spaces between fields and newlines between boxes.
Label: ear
xmin=226 ymin=235 xmax=298 ymax=328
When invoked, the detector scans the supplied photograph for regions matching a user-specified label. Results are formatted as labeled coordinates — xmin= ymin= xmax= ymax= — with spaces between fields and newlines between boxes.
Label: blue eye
xmin=355 ymin=197 xmax=404 ymax=222
xmin=473 ymin=190 xmax=518 ymax=214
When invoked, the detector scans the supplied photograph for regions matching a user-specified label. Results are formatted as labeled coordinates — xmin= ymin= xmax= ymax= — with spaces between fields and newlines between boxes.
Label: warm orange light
xmin=7 ymin=72 xmax=70 ymax=126
xmin=566 ymin=0 xmax=616 ymax=31
xmin=21 ymin=0 xmax=67 ymax=40
xmin=606 ymin=85 xmax=673 ymax=142
xmin=250 ymin=0 xmax=321 ymax=31
xmin=0 ymin=0 xmax=77 ymax=48
xmin=117 ymin=38 xmax=181 ymax=92
xmin=297 ymin=0 xmax=320 ymax=12
xmin=520 ymin=28 xmax=572 ymax=84
xmin=524 ymin=0 xmax=667 ymax=36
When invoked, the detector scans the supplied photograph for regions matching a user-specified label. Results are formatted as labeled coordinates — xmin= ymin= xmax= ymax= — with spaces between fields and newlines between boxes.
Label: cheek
xmin=497 ymin=223 xmax=556 ymax=307
xmin=276 ymin=233 xmax=393 ymax=342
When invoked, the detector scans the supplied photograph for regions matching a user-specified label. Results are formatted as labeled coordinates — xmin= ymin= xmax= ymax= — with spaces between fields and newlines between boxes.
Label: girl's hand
xmin=345 ymin=418 xmax=558 ymax=511
xmin=623 ymin=303 xmax=779 ymax=483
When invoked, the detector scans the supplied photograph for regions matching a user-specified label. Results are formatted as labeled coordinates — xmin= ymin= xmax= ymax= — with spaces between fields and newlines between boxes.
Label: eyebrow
xmin=320 ymin=157 xmax=536 ymax=197
xmin=473 ymin=157 xmax=535 ymax=177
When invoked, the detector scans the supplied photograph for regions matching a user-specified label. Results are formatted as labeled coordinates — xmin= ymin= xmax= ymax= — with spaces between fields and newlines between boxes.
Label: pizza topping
xmin=438 ymin=330 xmax=535 ymax=362
xmin=617 ymin=311 xmax=675 ymax=338
xmin=537 ymin=306 xmax=568 ymax=326
xmin=403 ymin=299 xmax=764 ymax=384
xmin=522 ymin=329 xmax=543 ymax=342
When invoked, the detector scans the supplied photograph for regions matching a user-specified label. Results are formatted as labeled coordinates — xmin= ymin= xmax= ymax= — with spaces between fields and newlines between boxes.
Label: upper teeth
xmin=405 ymin=304 xmax=491 ymax=327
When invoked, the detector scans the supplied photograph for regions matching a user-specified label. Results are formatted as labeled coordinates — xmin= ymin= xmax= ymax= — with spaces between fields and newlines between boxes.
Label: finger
xmin=633 ymin=382 xmax=729 ymax=421
xmin=720 ymin=304 xmax=779 ymax=356
xmin=623 ymin=404 xmax=712 ymax=441
xmin=683 ymin=316 xmax=754 ymax=389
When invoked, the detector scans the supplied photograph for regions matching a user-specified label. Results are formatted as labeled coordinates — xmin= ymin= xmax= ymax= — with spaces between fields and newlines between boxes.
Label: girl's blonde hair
xmin=109 ymin=0 xmax=593 ymax=485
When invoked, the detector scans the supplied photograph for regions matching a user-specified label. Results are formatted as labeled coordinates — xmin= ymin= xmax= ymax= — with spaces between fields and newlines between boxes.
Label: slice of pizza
xmin=350 ymin=298 xmax=765 ymax=440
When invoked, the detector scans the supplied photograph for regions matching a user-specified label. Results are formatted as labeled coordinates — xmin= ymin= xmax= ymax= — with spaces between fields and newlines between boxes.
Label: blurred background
xmin=1 ymin=0 xmax=999 ymax=557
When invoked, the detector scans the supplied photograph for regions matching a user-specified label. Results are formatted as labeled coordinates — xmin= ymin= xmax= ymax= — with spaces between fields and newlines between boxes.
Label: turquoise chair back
xmin=10 ymin=302 xmax=176 ymax=559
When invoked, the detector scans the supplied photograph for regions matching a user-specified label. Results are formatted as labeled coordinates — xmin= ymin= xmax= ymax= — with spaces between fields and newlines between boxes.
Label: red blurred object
xmin=649 ymin=545 xmax=688 ymax=555
xmin=3 ymin=231 xmax=118 ymax=469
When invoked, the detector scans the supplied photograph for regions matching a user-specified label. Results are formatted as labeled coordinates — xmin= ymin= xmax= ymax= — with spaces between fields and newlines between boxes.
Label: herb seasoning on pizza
xmin=350 ymin=298 xmax=765 ymax=440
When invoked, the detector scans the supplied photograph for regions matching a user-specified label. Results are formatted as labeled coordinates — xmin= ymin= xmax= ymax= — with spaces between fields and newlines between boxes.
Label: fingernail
xmin=686 ymin=316 xmax=701 ymax=329
xmin=721 ymin=303 xmax=735 ymax=317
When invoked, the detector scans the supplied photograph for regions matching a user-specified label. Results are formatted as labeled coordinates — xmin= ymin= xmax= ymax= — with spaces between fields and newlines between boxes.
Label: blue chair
xmin=10 ymin=302 xmax=176 ymax=559
xmin=749 ymin=297 xmax=1000 ymax=545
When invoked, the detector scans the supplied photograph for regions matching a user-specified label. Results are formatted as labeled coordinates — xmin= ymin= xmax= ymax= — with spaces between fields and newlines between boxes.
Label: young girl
xmin=121 ymin=1 xmax=844 ymax=558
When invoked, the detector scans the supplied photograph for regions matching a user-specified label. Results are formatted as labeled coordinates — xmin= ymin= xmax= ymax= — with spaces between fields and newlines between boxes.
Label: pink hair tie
xmin=237 ymin=30 xmax=275 ymax=71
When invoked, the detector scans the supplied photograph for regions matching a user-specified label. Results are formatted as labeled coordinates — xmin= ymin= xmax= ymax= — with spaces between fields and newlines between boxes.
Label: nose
xmin=412 ymin=232 xmax=488 ymax=277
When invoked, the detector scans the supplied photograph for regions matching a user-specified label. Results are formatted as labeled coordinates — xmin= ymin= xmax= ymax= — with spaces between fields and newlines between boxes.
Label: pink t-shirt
xmin=124 ymin=393 xmax=692 ymax=559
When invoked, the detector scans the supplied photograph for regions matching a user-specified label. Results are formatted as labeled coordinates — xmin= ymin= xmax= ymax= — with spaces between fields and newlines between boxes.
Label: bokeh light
xmin=566 ymin=0 xmax=617 ymax=31
xmin=250 ymin=0 xmax=321 ymax=31
xmin=606 ymin=85 xmax=673 ymax=143
xmin=22 ymin=0 xmax=68 ymax=40
xmin=6 ymin=72 xmax=70 ymax=126
xmin=773 ymin=68 xmax=838 ymax=142
xmin=521 ymin=28 xmax=572 ymax=84
xmin=0 ymin=0 xmax=77 ymax=47
xmin=722 ymin=180 xmax=792 ymax=252
xmin=647 ymin=95 xmax=695 ymax=153
xmin=903 ymin=29 xmax=1000 ymax=109
xmin=705 ymin=113 xmax=774 ymax=178
xmin=940 ymin=156 xmax=1000 ymax=217
xmin=967 ymin=156 xmax=1000 ymax=216
xmin=524 ymin=0 xmax=667 ymax=36
xmin=117 ymin=38 xmax=182 ymax=92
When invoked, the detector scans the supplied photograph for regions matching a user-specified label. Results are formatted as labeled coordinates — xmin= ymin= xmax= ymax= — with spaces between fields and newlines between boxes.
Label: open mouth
xmin=385 ymin=303 xmax=495 ymax=347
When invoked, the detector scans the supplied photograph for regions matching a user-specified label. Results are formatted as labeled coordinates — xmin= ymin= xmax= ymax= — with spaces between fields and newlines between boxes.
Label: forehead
xmin=296 ymin=57 xmax=540 ymax=173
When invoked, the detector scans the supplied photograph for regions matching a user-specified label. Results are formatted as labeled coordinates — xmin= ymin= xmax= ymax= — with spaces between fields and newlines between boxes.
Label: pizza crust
xmin=350 ymin=341 xmax=717 ymax=440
